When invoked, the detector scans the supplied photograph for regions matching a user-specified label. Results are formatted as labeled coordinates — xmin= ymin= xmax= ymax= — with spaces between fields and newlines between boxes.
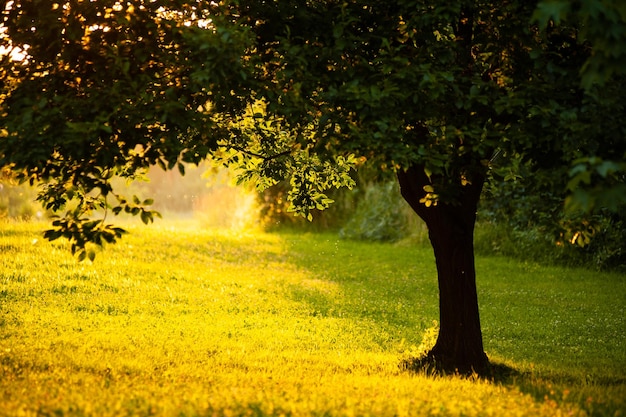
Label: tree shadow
xmin=400 ymin=355 xmax=626 ymax=416
xmin=280 ymin=234 xmax=625 ymax=414
xmin=400 ymin=354 xmax=520 ymax=383
xmin=401 ymin=353 xmax=626 ymax=384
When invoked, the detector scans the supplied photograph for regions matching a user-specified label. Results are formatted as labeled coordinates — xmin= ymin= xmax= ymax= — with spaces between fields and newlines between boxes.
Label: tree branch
xmin=229 ymin=146 xmax=293 ymax=161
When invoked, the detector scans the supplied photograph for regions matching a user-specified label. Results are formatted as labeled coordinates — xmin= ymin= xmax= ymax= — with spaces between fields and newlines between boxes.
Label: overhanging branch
xmin=228 ymin=146 xmax=292 ymax=161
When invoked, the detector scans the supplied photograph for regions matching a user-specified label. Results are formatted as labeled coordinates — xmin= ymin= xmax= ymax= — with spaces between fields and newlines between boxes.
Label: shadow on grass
xmin=400 ymin=355 xmax=519 ymax=383
xmin=280 ymin=234 xmax=625 ymax=415
xmin=401 ymin=355 xmax=626 ymax=417
xmin=401 ymin=353 xmax=626 ymax=385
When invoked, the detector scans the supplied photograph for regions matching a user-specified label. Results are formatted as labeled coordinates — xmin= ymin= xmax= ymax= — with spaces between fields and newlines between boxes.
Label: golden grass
xmin=0 ymin=220 xmax=622 ymax=416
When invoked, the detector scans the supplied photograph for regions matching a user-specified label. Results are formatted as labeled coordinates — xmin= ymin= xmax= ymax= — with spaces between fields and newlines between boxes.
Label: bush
xmin=478 ymin=172 xmax=626 ymax=272
xmin=339 ymin=181 xmax=411 ymax=242
xmin=257 ymin=180 xmax=356 ymax=231
xmin=570 ymin=213 xmax=626 ymax=271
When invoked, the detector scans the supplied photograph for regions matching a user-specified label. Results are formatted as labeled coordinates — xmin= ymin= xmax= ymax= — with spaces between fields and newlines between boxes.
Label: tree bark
xmin=397 ymin=165 xmax=489 ymax=374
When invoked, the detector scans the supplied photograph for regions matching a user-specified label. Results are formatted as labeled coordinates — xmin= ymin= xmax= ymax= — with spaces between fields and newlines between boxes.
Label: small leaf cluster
xmin=112 ymin=195 xmax=162 ymax=226
xmin=285 ymin=154 xmax=357 ymax=221
xmin=37 ymin=178 xmax=160 ymax=260
xmin=214 ymin=103 xmax=359 ymax=221
xmin=43 ymin=215 xmax=126 ymax=262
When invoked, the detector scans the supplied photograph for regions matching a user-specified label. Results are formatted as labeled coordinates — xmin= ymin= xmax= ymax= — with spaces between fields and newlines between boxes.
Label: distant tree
xmin=1 ymin=0 xmax=624 ymax=373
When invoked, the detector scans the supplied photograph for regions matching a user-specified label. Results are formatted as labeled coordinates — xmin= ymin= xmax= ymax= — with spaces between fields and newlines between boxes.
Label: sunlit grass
xmin=0 ymin=220 xmax=624 ymax=416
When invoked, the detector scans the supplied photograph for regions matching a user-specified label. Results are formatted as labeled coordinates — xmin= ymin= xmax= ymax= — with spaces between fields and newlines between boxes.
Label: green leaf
xmin=532 ymin=1 xmax=571 ymax=26
xmin=140 ymin=210 xmax=152 ymax=225
xmin=43 ymin=230 xmax=62 ymax=241
xmin=595 ymin=160 xmax=621 ymax=178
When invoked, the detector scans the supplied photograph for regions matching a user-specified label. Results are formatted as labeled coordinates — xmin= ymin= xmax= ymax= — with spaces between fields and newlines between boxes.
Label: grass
xmin=0 ymin=219 xmax=624 ymax=416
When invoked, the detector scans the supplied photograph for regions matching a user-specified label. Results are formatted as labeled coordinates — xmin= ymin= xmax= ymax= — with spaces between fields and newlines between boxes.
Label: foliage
xmin=339 ymin=181 xmax=411 ymax=242
xmin=566 ymin=156 xmax=626 ymax=214
xmin=258 ymin=180 xmax=353 ymax=231
xmin=0 ymin=221 xmax=624 ymax=416
xmin=1 ymin=0 xmax=625 ymax=256
xmin=533 ymin=0 xmax=626 ymax=90
xmin=477 ymin=209 xmax=626 ymax=272
xmin=481 ymin=151 xmax=626 ymax=271
xmin=530 ymin=0 xmax=626 ymax=213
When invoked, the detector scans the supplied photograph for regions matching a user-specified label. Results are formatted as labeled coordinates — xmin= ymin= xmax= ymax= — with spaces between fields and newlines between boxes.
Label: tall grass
xmin=0 ymin=220 xmax=624 ymax=416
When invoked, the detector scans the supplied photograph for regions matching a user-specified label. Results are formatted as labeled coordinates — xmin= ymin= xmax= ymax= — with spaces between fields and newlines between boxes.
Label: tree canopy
xmin=1 ymin=1 xmax=624 ymax=252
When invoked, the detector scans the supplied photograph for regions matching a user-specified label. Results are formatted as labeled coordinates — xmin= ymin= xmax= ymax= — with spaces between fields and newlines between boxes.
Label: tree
xmin=1 ymin=0 xmax=624 ymax=373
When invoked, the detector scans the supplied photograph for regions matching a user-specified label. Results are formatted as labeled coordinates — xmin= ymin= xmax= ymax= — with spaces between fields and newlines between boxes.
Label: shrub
xmin=339 ymin=181 xmax=411 ymax=242
xmin=478 ymin=173 xmax=626 ymax=272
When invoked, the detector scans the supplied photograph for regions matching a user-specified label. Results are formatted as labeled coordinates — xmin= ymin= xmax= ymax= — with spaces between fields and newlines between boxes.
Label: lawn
xmin=0 ymin=220 xmax=624 ymax=416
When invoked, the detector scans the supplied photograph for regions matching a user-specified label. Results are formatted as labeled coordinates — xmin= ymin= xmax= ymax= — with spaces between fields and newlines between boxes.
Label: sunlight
xmin=2 ymin=221 xmax=619 ymax=416
xmin=193 ymin=168 xmax=261 ymax=233
xmin=299 ymin=278 xmax=341 ymax=296
xmin=0 ymin=1 xmax=28 ymax=62
xmin=107 ymin=161 xmax=263 ymax=233
xmin=0 ymin=44 xmax=28 ymax=61
xmin=0 ymin=23 xmax=29 ymax=62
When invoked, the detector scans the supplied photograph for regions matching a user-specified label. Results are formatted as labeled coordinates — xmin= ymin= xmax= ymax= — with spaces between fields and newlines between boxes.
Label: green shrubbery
xmin=473 ymin=214 xmax=626 ymax=272
xmin=322 ymin=177 xmax=625 ymax=272
xmin=339 ymin=182 xmax=410 ymax=242
xmin=479 ymin=171 xmax=626 ymax=272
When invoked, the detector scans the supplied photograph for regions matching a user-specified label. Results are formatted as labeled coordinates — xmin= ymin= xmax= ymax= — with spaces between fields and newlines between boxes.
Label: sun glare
xmin=0 ymin=43 xmax=29 ymax=62
xmin=110 ymin=162 xmax=263 ymax=234
xmin=0 ymin=3 xmax=30 ymax=62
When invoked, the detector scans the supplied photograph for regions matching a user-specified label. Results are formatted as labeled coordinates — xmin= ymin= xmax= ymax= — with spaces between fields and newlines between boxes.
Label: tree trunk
xmin=397 ymin=165 xmax=489 ymax=374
